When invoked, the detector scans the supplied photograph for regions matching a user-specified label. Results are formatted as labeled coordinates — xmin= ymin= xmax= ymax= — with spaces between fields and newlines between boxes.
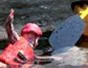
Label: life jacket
xmin=0 ymin=36 xmax=35 ymax=68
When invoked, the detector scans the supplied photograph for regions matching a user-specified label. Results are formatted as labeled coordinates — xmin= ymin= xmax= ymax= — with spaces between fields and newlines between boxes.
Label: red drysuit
xmin=0 ymin=37 xmax=35 ymax=68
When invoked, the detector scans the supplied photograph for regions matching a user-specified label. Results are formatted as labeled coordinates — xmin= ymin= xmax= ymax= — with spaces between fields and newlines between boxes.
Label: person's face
xmin=73 ymin=5 xmax=83 ymax=15
xmin=74 ymin=5 xmax=88 ymax=22
xmin=22 ymin=32 xmax=39 ymax=48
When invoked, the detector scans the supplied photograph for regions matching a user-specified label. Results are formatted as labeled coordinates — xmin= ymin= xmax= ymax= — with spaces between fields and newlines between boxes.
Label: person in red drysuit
xmin=0 ymin=9 xmax=42 ymax=68
xmin=0 ymin=9 xmax=62 ymax=68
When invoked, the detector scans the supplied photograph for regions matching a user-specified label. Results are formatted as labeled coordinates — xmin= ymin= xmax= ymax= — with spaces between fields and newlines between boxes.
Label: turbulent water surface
xmin=0 ymin=0 xmax=88 ymax=68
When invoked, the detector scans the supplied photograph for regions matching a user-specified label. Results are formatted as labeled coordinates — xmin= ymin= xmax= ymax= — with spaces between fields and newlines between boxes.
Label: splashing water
xmin=50 ymin=56 xmax=63 ymax=61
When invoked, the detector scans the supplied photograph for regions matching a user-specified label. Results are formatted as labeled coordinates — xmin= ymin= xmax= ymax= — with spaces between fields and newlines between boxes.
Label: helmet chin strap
xmin=29 ymin=37 xmax=39 ymax=48
xmin=29 ymin=43 xmax=34 ymax=48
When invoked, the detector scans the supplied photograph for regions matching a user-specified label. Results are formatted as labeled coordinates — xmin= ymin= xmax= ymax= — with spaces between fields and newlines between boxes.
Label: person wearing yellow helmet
xmin=71 ymin=0 xmax=88 ymax=48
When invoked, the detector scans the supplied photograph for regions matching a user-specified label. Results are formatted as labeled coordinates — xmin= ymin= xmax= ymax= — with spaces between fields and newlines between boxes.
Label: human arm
xmin=5 ymin=9 xmax=19 ymax=43
xmin=35 ymin=55 xmax=63 ymax=64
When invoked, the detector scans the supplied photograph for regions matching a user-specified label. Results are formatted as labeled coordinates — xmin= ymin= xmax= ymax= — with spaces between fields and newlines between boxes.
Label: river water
xmin=1 ymin=0 xmax=88 ymax=68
